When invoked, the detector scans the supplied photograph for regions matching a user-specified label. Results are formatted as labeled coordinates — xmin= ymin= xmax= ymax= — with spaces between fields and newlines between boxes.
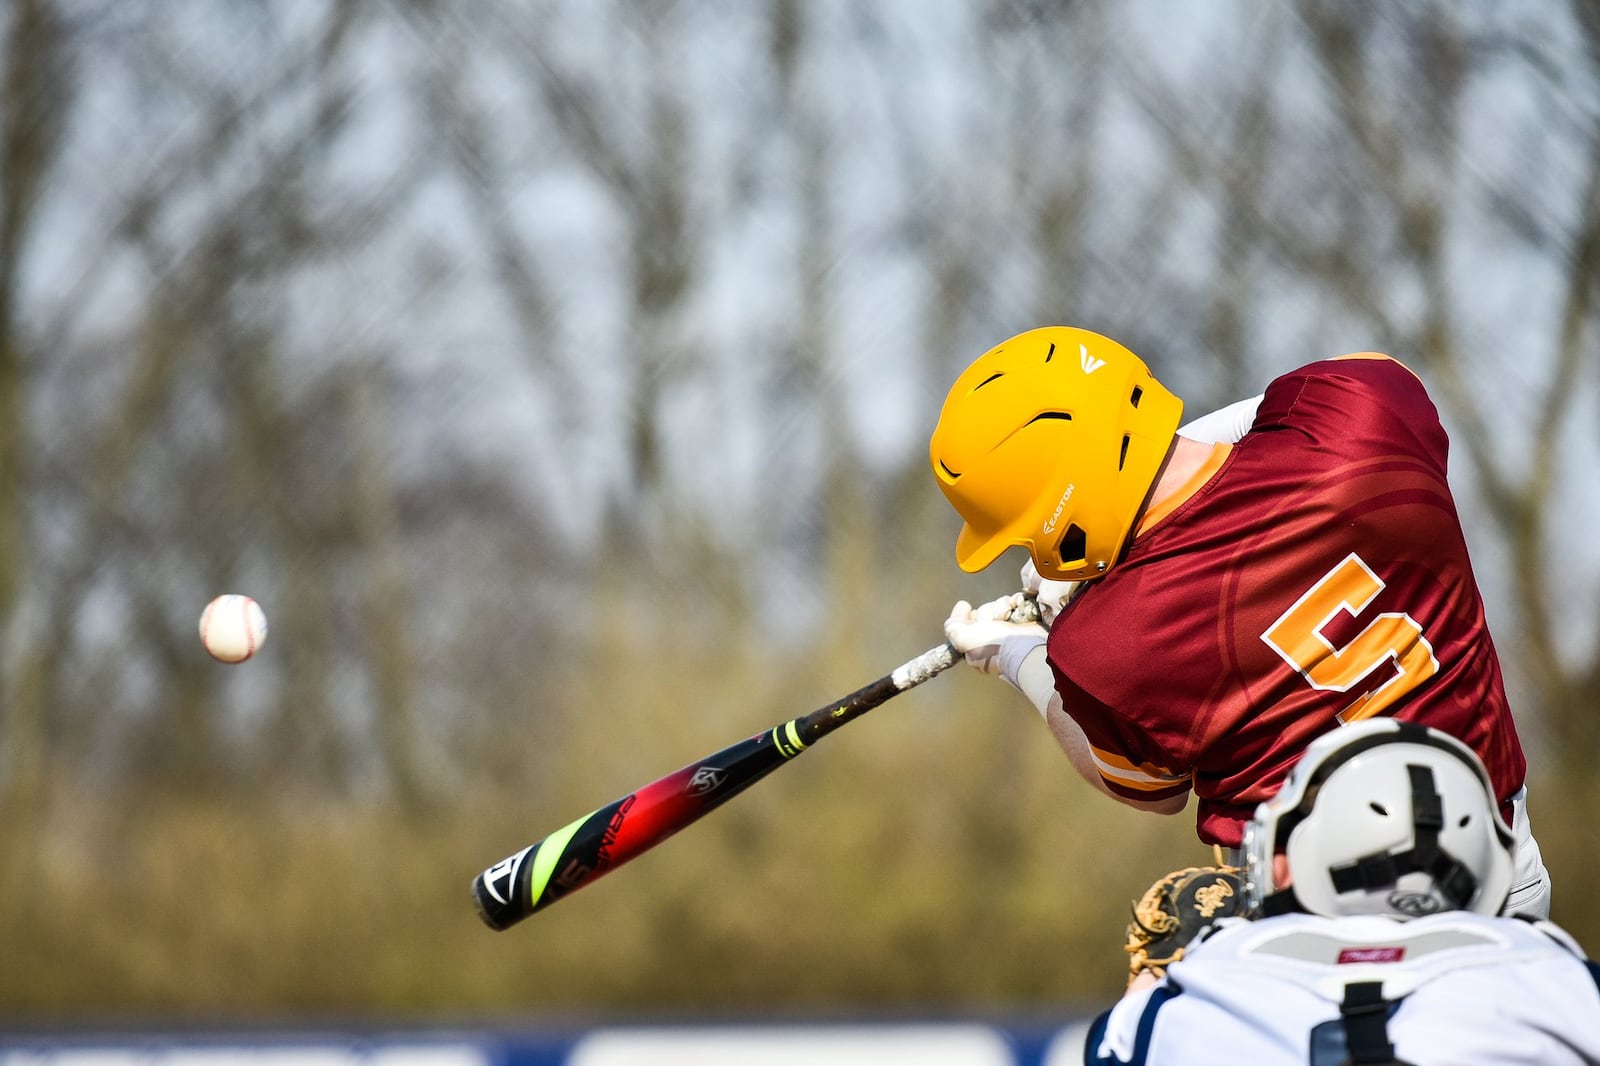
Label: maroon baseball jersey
xmin=1047 ymin=354 xmax=1526 ymax=847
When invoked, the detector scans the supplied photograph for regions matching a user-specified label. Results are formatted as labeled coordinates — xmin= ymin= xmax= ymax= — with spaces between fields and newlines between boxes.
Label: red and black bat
xmin=471 ymin=597 xmax=1038 ymax=930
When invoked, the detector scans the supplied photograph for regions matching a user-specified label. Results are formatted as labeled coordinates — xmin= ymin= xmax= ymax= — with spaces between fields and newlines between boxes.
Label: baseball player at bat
xmin=929 ymin=326 xmax=1551 ymax=918
xmin=1089 ymin=720 xmax=1600 ymax=1065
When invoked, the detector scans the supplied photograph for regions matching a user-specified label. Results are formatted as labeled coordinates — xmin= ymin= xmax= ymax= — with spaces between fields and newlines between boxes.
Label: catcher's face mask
xmin=1243 ymin=719 xmax=1514 ymax=921
xmin=1240 ymin=810 xmax=1278 ymax=918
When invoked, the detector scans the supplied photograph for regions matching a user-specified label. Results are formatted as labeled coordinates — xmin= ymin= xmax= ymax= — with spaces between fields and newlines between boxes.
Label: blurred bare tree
xmin=1289 ymin=0 xmax=1600 ymax=768
xmin=0 ymin=0 xmax=71 ymax=827
xmin=0 ymin=0 xmax=1596 ymax=1019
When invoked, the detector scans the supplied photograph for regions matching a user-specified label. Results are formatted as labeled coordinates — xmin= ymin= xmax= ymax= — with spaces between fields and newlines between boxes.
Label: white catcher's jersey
xmin=1087 ymin=912 xmax=1600 ymax=1065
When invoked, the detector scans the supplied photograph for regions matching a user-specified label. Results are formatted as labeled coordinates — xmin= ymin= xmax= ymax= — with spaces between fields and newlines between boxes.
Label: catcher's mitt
xmin=1124 ymin=863 xmax=1243 ymax=986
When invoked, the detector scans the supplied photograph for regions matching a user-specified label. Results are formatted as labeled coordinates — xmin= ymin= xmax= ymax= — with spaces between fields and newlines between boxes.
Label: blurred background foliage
xmin=2 ymin=0 xmax=1599 ymax=1024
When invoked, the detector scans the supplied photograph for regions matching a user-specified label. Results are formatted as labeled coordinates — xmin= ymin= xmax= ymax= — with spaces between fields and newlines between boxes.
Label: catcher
xmin=933 ymin=325 xmax=1551 ymax=919
xmin=1091 ymin=720 xmax=1600 ymax=1065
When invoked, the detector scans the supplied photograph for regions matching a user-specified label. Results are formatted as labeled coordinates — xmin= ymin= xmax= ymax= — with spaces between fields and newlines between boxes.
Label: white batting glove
xmin=944 ymin=593 xmax=1048 ymax=686
xmin=1019 ymin=557 xmax=1084 ymax=627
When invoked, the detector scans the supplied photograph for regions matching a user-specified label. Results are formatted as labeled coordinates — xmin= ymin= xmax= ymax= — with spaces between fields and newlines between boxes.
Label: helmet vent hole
xmin=1369 ymin=802 xmax=1389 ymax=816
xmin=1026 ymin=412 xmax=1073 ymax=427
xmin=1057 ymin=525 xmax=1087 ymax=567
xmin=973 ymin=372 xmax=1004 ymax=392
xmin=1118 ymin=434 xmax=1130 ymax=470
xmin=1130 ymin=386 xmax=1143 ymax=408
xmin=1459 ymin=815 xmax=1471 ymax=828
xmin=938 ymin=460 xmax=960 ymax=480
xmin=1044 ymin=342 xmax=1056 ymax=363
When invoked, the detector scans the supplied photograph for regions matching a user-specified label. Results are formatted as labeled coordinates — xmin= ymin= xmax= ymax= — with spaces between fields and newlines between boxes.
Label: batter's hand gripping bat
xmin=471 ymin=595 xmax=1040 ymax=930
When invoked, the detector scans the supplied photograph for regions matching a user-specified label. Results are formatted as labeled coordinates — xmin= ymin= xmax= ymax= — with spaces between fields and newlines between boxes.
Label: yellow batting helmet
xmin=929 ymin=326 xmax=1183 ymax=581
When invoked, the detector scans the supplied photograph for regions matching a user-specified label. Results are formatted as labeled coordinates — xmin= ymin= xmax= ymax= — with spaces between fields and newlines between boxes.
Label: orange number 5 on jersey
xmin=1261 ymin=552 xmax=1440 ymax=723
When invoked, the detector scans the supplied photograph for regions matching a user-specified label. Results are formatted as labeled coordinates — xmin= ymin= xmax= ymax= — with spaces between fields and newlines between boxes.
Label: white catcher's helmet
xmin=1242 ymin=719 xmax=1515 ymax=920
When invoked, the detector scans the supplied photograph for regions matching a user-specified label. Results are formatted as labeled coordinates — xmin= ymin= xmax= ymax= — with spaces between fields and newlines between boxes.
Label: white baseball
xmin=199 ymin=594 xmax=269 ymax=663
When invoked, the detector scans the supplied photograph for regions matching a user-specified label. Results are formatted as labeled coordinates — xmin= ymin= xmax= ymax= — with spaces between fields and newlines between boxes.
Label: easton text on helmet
xmin=1041 ymin=483 xmax=1076 ymax=535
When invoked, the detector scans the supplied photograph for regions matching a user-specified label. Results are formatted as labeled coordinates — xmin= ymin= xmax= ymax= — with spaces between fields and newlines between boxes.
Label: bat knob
xmin=471 ymin=864 xmax=526 ymax=931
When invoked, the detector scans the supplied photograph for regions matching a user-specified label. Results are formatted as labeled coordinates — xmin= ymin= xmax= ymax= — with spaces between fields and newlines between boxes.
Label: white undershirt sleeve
xmin=1179 ymin=394 xmax=1264 ymax=445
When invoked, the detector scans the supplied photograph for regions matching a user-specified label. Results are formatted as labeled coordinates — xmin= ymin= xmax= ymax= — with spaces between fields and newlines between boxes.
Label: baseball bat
xmin=471 ymin=595 xmax=1040 ymax=930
